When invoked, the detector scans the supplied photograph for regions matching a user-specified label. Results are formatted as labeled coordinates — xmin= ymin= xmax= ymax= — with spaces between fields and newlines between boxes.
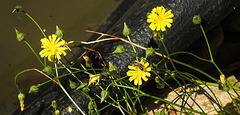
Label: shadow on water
xmin=0 ymin=0 xmax=122 ymax=114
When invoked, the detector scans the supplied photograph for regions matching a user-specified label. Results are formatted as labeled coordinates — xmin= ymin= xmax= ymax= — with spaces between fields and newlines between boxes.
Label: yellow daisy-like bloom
xmin=147 ymin=6 xmax=174 ymax=31
xmin=39 ymin=34 xmax=67 ymax=62
xmin=89 ymin=74 xmax=101 ymax=85
xmin=127 ymin=59 xmax=151 ymax=86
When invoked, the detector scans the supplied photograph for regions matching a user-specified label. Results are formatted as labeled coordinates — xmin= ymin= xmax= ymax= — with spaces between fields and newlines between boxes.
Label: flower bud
xmin=42 ymin=66 xmax=52 ymax=75
xmin=51 ymin=100 xmax=58 ymax=109
xmin=113 ymin=45 xmax=125 ymax=54
xmin=220 ymin=74 xmax=226 ymax=85
xmin=77 ymin=82 xmax=89 ymax=92
xmin=12 ymin=6 xmax=25 ymax=13
xmin=123 ymin=22 xmax=131 ymax=36
xmin=18 ymin=93 xmax=25 ymax=104
xmin=55 ymin=26 xmax=64 ymax=38
xmin=15 ymin=29 xmax=25 ymax=42
xmin=69 ymin=80 xmax=77 ymax=89
xmin=145 ymin=47 xmax=156 ymax=58
xmin=83 ymin=56 xmax=92 ymax=67
xmin=109 ymin=62 xmax=118 ymax=73
xmin=192 ymin=15 xmax=202 ymax=24
xmin=100 ymin=90 xmax=109 ymax=103
xmin=153 ymin=31 xmax=161 ymax=41
xmin=88 ymin=74 xmax=101 ymax=85
xmin=29 ymin=85 xmax=39 ymax=94
xmin=55 ymin=110 xmax=60 ymax=115
xmin=88 ymin=100 xmax=93 ymax=111
xmin=18 ymin=93 xmax=25 ymax=111
xmin=67 ymin=106 xmax=73 ymax=113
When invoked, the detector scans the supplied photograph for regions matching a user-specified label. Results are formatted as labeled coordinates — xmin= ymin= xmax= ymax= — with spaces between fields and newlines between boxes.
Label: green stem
xmin=127 ymin=36 xmax=138 ymax=61
xmin=54 ymin=63 xmax=87 ymax=115
xmin=200 ymin=24 xmax=223 ymax=75
xmin=172 ymin=59 xmax=218 ymax=82
xmin=114 ymin=84 xmax=204 ymax=114
xmin=25 ymin=13 xmax=46 ymax=38
xmin=24 ymin=40 xmax=45 ymax=67
xmin=14 ymin=69 xmax=32 ymax=93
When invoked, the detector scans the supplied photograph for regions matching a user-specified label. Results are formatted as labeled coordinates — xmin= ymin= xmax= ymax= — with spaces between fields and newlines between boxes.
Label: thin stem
xmin=54 ymin=63 xmax=87 ymax=115
xmin=200 ymin=24 xmax=223 ymax=75
xmin=24 ymin=40 xmax=45 ymax=67
xmin=14 ymin=69 xmax=32 ymax=93
xmin=127 ymin=36 xmax=138 ymax=61
xmin=25 ymin=13 xmax=46 ymax=38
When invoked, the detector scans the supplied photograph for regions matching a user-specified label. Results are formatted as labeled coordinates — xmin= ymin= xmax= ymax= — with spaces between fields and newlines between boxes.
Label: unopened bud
xmin=15 ymin=29 xmax=25 ymax=42
xmin=12 ymin=6 xmax=25 ymax=13
xmin=55 ymin=26 xmax=64 ymax=38
xmin=123 ymin=22 xmax=131 ymax=36
xmin=113 ymin=45 xmax=125 ymax=54
xmin=192 ymin=15 xmax=202 ymax=24
xmin=145 ymin=47 xmax=156 ymax=58
xmin=83 ymin=56 xmax=92 ymax=67
xmin=109 ymin=62 xmax=118 ymax=73
xmin=220 ymin=74 xmax=226 ymax=85
xmin=101 ymin=90 xmax=109 ymax=103
xmin=69 ymin=80 xmax=77 ymax=89
xmin=18 ymin=93 xmax=25 ymax=104
xmin=29 ymin=85 xmax=39 ymax=94
xmin=67 ymin=106 xmax=73 ymax=113
xmin=51 ymin=100 xmax=58 ymax=109
xmin=42 ymin=66 xmax=52 ymax=75
xmin=55 ymin=110 xmax=60 ymax=115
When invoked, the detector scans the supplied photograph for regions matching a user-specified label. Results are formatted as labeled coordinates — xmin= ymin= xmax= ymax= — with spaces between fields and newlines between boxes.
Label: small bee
xmin=131 ymin=61 xmax=144 ymax=71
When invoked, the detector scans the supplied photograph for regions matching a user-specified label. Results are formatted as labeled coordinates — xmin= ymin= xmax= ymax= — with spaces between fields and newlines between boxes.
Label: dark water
xmin=0 ymin=0 xmax=122 ymax=114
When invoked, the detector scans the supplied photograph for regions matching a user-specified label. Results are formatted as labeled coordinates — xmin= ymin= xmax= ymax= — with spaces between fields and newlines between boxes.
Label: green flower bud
xmin=83 ymin=56 xmax=92 ymax=67
xmin=155 ymin=77 xmax=165 ymax=89
xmin=12 ymin=6 xmax=25 ymax=13
xmin=192 ymin=15 xmax=202 ymax=24
xmin=18 ymin=93 xmax=25 ymax=104
xmin=42 ymin=66 xmax=52 ymax=75
xmin=29 ymin=85 xmax=39 ymax=94
xmin=109 ymin=62 xmax=118 ymax=73
xmin=15 ymin=29 xmax=25 ymax=42
xmin=67 ymin=106 xmax=73 ymax=113
xmin=55 ymin=26 xmax=64 ymax=38
xmin=77 ymin=82 xmax=89 ymax=92
xmin=88 ymin=100 xmax=93 ymax=111
xmin=55 ymin=110 xmax=60 ymax=115
xmin=51 ymin=100 xmax=58 ymax=109
xmin=153 ymin=31 xmax=161 ymax=41
xmin=113 ymin=45 xmax=125 ymax=54
xmin=123 ymin=22 xmax=131 ymax=36
xmin=69 ymin=80 xmax=77 ymax=89
xmin=145 ymin=47 xmax=156 ymax=58
xmin=100 ymin=90 xmax=109 ymax=103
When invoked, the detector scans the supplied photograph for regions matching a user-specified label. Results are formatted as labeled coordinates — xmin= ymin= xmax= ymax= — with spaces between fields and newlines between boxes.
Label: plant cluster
xmin=13 ymin=5 xmax=240 ymax=115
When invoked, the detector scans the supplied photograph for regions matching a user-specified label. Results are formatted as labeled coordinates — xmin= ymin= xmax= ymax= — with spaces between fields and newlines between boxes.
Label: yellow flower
xmin=127 ymin=59 xmax=151 ymax=85
xmin=39 ymin=34 xmax=67 ymax=62
xmin=147 ymin=6 xmax=174 ymax=31
xmin=89 ymin=74 xmax=101 ymax=85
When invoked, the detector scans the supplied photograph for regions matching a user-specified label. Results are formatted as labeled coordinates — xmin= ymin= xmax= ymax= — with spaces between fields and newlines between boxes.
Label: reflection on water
xmin=0 ymin=0 xmax=122 ymax=114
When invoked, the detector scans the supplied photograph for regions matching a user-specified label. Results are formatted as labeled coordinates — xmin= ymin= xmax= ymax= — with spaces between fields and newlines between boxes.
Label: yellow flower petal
xmin=126 ymin=58 xmax=151 ymax=86
xmin=39 ymin=34 xmax=67 ymax=62
xmin=147 ymin=6 xmax=173 ymax=31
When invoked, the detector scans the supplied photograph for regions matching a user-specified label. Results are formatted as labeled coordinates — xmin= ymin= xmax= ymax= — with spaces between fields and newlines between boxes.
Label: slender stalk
xmin=15 ymin=69 xmax=32 ymax=93
xmin=54 ymin=63 xmax=87 ymax=115
xmin=24 ymin=13 xmax=46 ymax=38
xmin=127 ymin=36 xmax=138 ymax=61
xmin=24 ymin=40 xmax=45 ymax=67
xmin=200 ymin=24 xmax=223 ymax=75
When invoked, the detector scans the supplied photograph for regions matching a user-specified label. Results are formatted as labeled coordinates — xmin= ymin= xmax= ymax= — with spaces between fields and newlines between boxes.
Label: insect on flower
xmin=131 ymin=61 xmax=144 ymax=71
